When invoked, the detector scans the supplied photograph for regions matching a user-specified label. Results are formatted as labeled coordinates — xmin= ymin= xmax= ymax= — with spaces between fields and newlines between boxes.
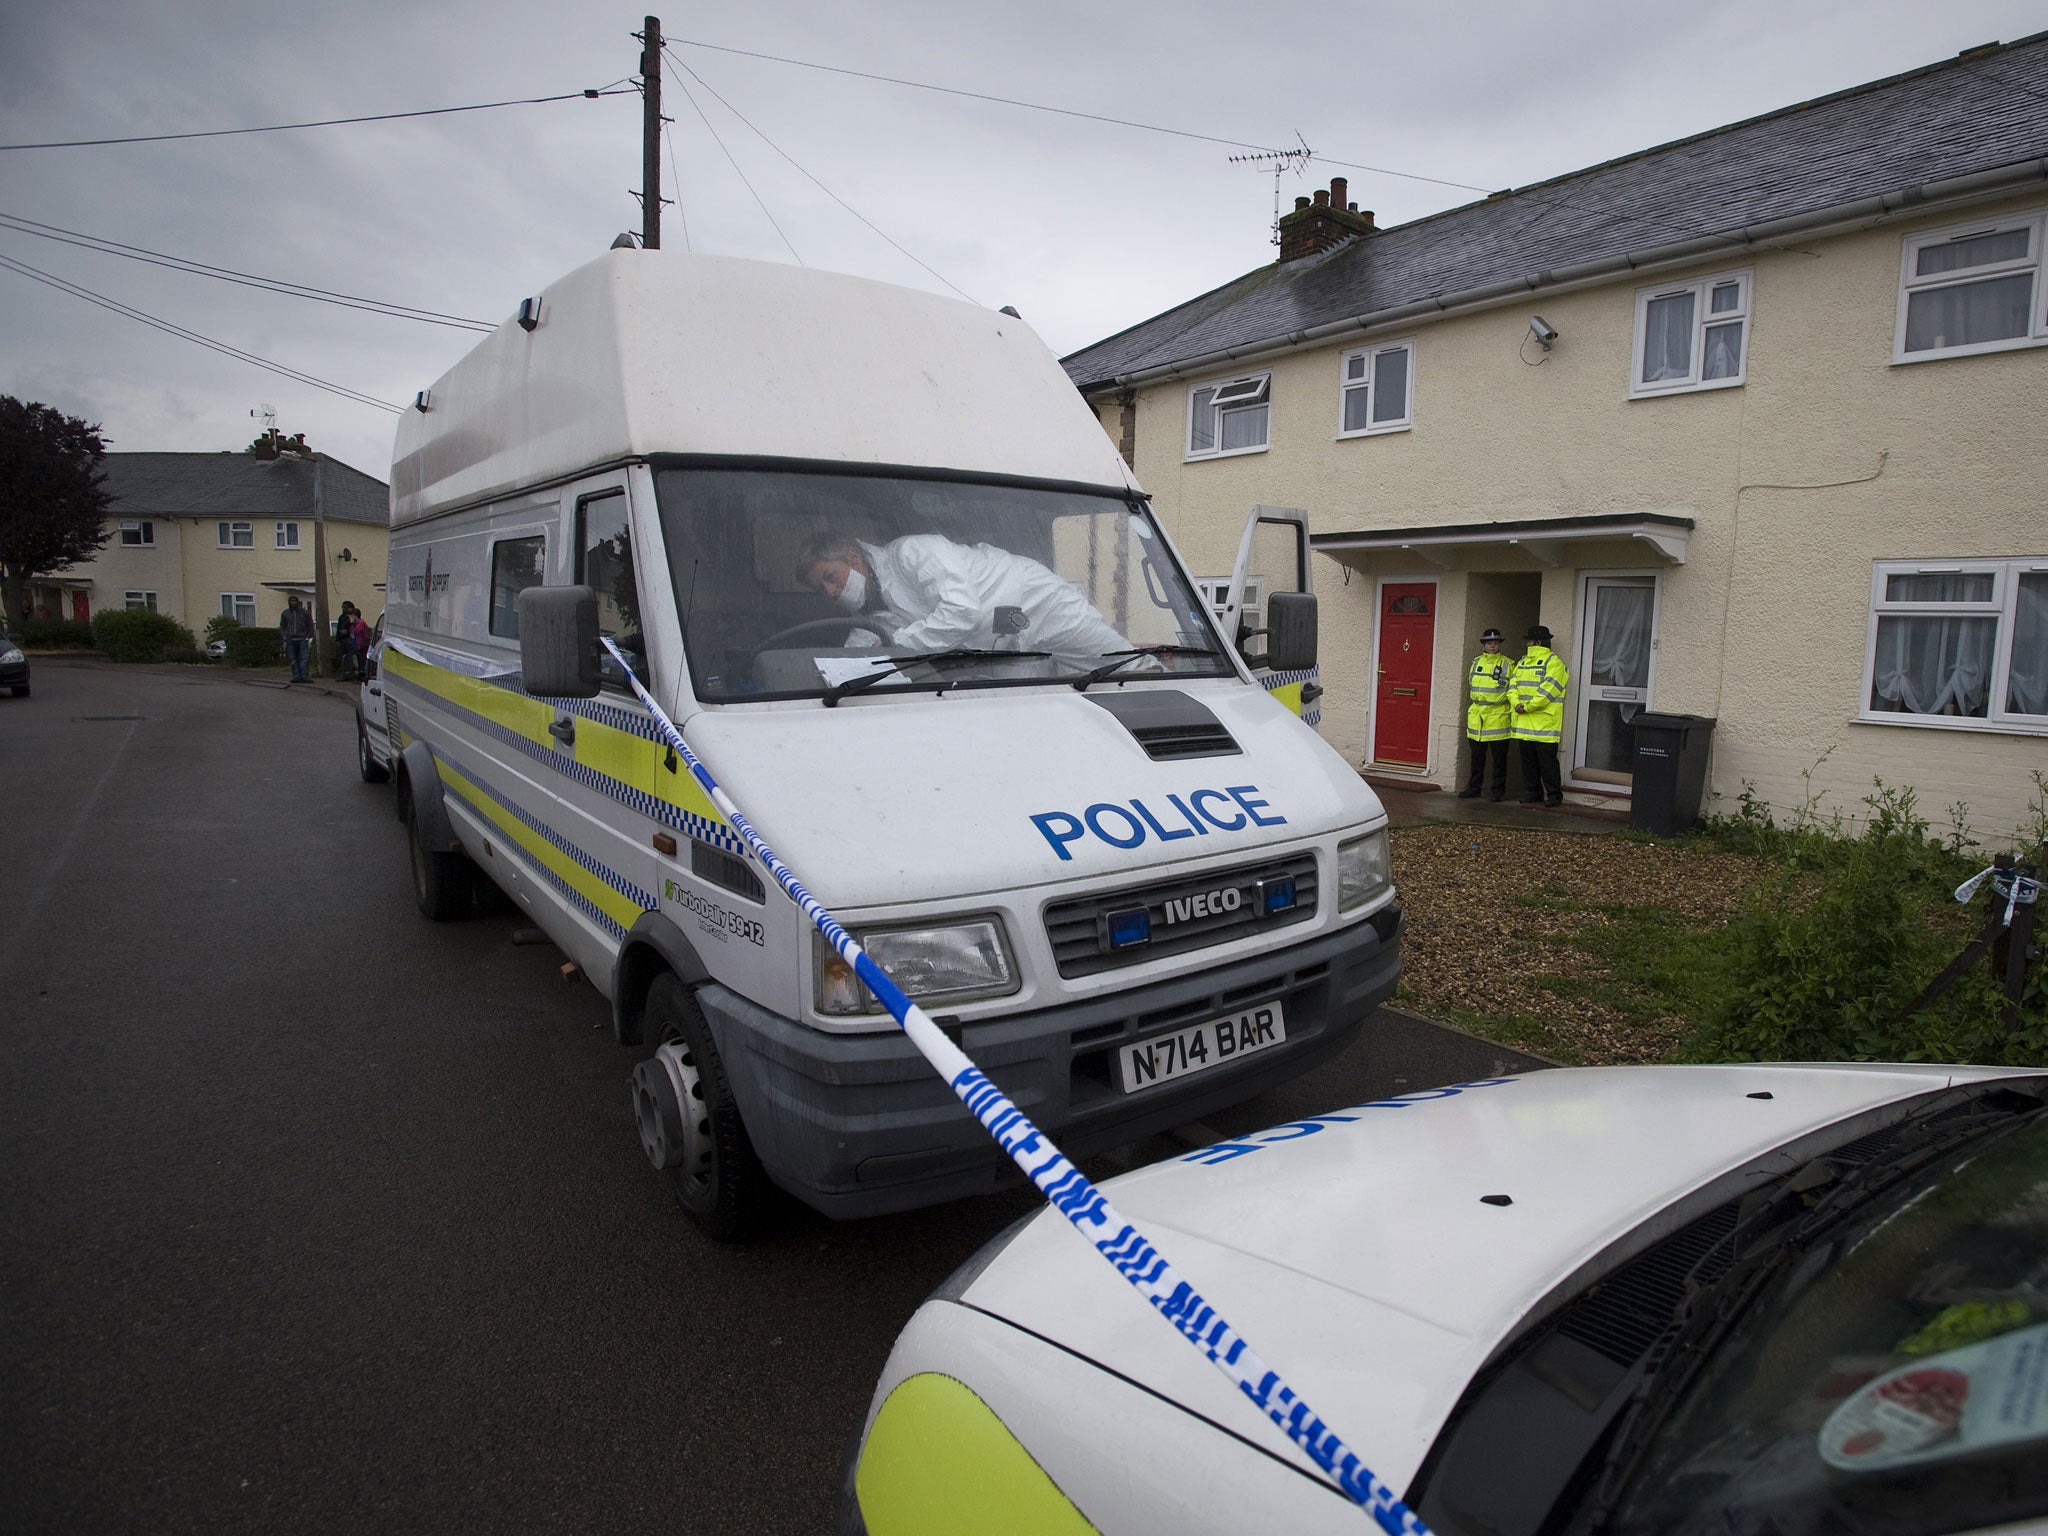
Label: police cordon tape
xmin=597 ymin=639 xmax=1429 ymax=1534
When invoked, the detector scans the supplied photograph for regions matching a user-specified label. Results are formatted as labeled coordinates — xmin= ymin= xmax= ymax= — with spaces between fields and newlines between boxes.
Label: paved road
xmin=0 ymin=660 xmax=1548 ymax=1535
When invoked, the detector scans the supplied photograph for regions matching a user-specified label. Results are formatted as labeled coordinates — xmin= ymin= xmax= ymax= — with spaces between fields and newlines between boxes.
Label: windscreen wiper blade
xmin=823 ymin=648 xmax=1051 ymax=707
xmin=1071 ymin=644 xmax=1222 ymax=691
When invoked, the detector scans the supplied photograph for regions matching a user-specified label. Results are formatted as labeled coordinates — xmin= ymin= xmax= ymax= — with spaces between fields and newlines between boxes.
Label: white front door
xmin=1572 ymin=574 xmax=1657 ymax=786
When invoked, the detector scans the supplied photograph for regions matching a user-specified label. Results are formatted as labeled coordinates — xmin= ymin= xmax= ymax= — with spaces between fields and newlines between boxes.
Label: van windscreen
xmin=653 ymin=467 xmax=1234 ymax=703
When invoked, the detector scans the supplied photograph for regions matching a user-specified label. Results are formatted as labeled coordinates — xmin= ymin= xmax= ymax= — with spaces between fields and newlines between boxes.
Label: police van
xmin=379 ymin=248 xmax=1402 ymax=1235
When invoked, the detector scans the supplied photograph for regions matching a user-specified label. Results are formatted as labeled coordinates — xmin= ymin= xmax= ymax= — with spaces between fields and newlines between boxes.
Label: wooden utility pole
xmin=640 ymin=15 xmax=662 ymax=250
xmin=311 ymin=454 xmax=331 ymax=676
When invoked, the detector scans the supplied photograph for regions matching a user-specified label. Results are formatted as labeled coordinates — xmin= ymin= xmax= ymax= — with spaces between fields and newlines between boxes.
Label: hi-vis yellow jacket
xmin=1510 ymin=645 xmax=1570 ymax=742
xmin=1466 ymin=653 xmax=1512 ymax=741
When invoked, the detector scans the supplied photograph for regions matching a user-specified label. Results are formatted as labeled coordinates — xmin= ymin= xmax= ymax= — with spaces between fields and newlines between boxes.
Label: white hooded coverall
xmin=853 ymin=536 xmax=1129 ymax=667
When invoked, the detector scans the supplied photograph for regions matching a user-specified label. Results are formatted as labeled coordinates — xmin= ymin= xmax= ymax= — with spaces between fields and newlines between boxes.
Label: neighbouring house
xmin=1063 ymin=33 xmax=2048 ymax=840
xmin=24 ymin=450 xmax=392 ymax=636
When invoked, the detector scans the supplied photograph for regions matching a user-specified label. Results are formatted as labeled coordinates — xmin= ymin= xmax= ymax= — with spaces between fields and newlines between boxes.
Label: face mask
xmin=833 ymin=567 xmax=867 ymax=612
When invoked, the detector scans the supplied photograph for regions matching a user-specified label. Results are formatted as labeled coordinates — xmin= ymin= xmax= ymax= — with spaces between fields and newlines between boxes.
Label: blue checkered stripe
xmin=384 ymin=669 xmax=748 ymax=860
xmin=1262 ymin=665 xmax=1324 ymax=727
xmin=434 ymin=743 xmax=654 ymax=942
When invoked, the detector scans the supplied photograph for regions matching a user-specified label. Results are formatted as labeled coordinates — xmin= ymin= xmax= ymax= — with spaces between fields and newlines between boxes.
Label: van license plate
xmin=1116 ymin=1002 xmax=1287 ymax=1093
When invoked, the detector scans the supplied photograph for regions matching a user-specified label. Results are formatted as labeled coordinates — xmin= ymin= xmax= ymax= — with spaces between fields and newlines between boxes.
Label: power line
xmin=665 ymin=47 xmax=977 ymax=305
xmin=664 ymin=60 xmax=804 ymax=265
xmin=670 ymin=36 xmax=1294 ymax=158
xmin=0 ymin=86 xmax=637 ymax=151
xmin=0 ymin=213 xmax=495 ymax=330
xmin=0 ymin=253 xmax=401 ymax=413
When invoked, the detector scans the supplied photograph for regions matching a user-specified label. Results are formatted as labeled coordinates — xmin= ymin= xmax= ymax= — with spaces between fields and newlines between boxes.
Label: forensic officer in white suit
xmin=795 ymin=533 xmax=1132 ymax=670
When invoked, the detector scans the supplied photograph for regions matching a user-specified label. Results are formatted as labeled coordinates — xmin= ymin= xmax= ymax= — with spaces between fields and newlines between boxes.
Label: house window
xmin=275 ymin=521 xmax=300 ymax=549
xmin=217 ymin=521 xmax=254 ymax=548
xmin=1337 ymin=340 xmax=1414 ymax=436
xmin=489 ymin=535 xmax=547 ymax=638
xmin=1186 ymin=372 xmax=1270 ymax=459
xmin=1895 ymin=212 xmax=2047 ymax=362
xmin=118 ymin=520 xmax=155 ymax=547
xmin=220 ymin=593 xmax=257 ymax=626
xmin=124 ymin=591 xmax=157 ymax=612
xmin=1861 ymin=559 xmax=2048 ymax=731
xmin=1631 ymin=270 xmax=1750 ymax=396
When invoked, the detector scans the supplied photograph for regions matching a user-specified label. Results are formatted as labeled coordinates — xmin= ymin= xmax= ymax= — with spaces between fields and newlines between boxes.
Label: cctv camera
xmin=1528 ymin=315 xmax=1558 ymax=347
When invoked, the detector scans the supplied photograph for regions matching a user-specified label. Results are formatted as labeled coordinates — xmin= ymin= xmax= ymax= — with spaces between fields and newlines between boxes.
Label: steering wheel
xmin=747 ymin=616 xmax=869 ymax=657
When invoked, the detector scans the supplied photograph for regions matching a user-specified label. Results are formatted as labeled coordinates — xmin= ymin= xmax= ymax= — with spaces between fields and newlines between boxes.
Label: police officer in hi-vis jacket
xmin=1458 ymin=627 xmax=1512 ymax=800
xmin=1510 ymin=624 xmax=1570 ymax=807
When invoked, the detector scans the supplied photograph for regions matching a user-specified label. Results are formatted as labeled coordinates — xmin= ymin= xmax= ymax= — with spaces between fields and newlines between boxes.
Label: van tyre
xmin=402 ymin=778 xmax=476 ymax=920
xmin=357 ymin=721 xmax=390 ymax=782
xmin=636 ymin=975 xmax=767 ymax=1241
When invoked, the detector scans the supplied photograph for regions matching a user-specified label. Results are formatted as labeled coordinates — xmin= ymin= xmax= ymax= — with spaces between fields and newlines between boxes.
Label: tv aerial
xmin=1230 ymin=133 xmax=1315 ymax=247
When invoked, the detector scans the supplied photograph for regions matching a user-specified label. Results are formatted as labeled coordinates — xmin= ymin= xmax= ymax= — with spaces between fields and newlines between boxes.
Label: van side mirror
xmin=517 ymin=585 xmax=601 ymax=697
xmin=1264 ymin=591 xmax=1317 ymax=672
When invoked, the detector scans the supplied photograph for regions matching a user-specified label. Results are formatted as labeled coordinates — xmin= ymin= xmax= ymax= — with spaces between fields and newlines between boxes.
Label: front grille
xmin=1044 ymin=851 xmax=1318 ymax=978
xmin=1129 ymin=720 xmax=1240 ymax=760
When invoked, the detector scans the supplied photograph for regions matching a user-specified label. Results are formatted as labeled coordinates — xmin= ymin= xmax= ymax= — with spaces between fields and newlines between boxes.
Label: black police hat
xmin=1525 ymin=625 xmax=1553 ymax=644
xmin=1480 ymin=628 xmax=1503 ymax=642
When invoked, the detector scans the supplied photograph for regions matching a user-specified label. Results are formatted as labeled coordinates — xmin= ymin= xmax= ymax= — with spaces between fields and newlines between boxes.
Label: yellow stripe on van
xmin=437 ymin=760 xmax=647 ymax=933
xmin=855 ymin=1373 xmax=1097 ymax=1536
xmin=1266 ymin=679 xmax=1305 ymax=717
xmin=384 ymin=647 xmax=732 ymax=841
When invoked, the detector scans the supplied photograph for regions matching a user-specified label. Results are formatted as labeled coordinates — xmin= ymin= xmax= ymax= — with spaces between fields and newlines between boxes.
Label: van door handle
xmin=548 ymin=716 xmax=576 ymax=747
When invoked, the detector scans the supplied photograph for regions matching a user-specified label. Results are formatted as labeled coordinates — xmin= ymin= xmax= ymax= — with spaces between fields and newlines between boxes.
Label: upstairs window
xmin=1861 ymin=559 xmax=2048 ymax=731
xmin=118 ymin=519 xmax=154 ymax=547
xmin=1631 ymin=271 xmax=1749 ymax=397
xmin=1186 ymin=372 xmax=1270 ymax=459
xmin=275 ymin=521 xmax=300 ymax=549
xmin=1337 ymin=340 xmax=1414 ymax=436
xmin=1896 ymin=212 xmax=2047 ymax=362
xmin=217 ymin=520 xmax=254 ymax=548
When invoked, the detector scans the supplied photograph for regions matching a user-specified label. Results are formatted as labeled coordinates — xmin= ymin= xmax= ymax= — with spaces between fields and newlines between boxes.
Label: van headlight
xmin=816 ymin=918 xmax=1018 ymax=1016
xmin=1337 ymin=829 xmax=1391 ymax=911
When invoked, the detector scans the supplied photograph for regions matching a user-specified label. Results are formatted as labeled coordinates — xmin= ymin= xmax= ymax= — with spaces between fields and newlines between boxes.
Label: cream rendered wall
xmin=84 ymin=518 xmax=186 ymax=619
xmin=1111 ymin=191 xmax=2048 ymax=836
xmin=178 ymin=516 xmax=313 ymax=627
xmin=327 ymin=524 xmax=392 ymax=622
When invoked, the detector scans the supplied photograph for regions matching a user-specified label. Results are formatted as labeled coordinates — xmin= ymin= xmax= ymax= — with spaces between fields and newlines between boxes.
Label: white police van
xmin=379 ymin=249 xmax=1401 ymax=1236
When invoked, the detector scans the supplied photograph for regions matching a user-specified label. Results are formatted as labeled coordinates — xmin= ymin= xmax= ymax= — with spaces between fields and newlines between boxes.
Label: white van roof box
xmin=390 ymin=250 xmax=1138 ymax=524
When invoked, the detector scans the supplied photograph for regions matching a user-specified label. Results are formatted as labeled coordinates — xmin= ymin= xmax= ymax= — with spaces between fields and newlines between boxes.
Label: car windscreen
xmin=1607 ymin=1105 xmax=2048 ymax=1535
xmin=651 ymin=465 xmax=1232 ymax=703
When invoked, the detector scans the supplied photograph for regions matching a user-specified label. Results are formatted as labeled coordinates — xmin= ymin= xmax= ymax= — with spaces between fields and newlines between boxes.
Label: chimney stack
xmin=1277 ymin=176 xmax=1376 ymax=264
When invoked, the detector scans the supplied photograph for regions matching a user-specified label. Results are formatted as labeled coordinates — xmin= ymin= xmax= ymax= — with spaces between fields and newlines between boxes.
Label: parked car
xmin=205 ymin=638 xmax=227 ymax=662
xmin=1 ymin=634 xmax=29 ymax=696
xmin=842 ymin=1063 xmax=2048 ymax=1536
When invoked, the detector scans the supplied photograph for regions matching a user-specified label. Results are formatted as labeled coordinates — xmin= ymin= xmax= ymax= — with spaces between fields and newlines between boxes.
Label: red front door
xmin=70 ymin=591 xmax=90 ymax=623
xmin=1374 ymin=583 xmax=1435 ymax=766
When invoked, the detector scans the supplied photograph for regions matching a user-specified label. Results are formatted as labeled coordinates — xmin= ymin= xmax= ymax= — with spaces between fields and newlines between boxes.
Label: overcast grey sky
xmin=2 ymin=0 xmax=2042 ymax=478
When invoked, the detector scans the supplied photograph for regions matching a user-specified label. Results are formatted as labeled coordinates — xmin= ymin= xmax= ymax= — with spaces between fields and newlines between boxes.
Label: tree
xmin=0 ymin=396 xmax=111 ymax=633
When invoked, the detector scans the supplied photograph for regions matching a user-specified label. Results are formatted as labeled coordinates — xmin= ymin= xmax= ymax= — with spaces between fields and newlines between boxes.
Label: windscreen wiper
xmin=1070 ymin=644 xmax=1222 ymax=692
xmin=822 ymin=648 xmax=1051 ymax=707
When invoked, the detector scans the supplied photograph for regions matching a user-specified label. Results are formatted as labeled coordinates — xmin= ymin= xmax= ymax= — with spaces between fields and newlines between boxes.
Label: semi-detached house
xmin=1063 ymin=33 xmax=2048 ymax=840
xmin=24 ymin=450 xmax=392 ymax=634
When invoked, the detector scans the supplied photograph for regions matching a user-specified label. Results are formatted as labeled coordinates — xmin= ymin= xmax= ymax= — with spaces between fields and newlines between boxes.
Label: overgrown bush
xmin=221 ymin=625 xmax=284 ymax=667
xmin=1690 ymin=780 xmax=2046 ymax=1067
xmin=203 ymin=614 xmax=243 ymax=646
xmin=90 ymin=608 xmax=197 ymax=662
xmin=18 ymin=618 xmax=95 ymax=648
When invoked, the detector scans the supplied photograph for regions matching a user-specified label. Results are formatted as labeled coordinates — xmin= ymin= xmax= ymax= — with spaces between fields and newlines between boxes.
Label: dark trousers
xmin=1463 ymin=738 xmax=1508 ymax=798
xmin=1519 ymin=740 xmax=1562 ymax=803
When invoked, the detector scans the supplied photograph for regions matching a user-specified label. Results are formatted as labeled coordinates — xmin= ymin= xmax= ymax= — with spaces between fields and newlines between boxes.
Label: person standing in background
xmin=1511 ymin=624 xmax=1570 ymax=808
xmin=1458 ymin=627 xmax=1512 ymax=800
xmin=279 ymin=595 xmax=315 ymax=684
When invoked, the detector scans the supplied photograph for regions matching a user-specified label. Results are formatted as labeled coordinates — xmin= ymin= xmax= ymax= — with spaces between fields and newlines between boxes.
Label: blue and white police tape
xmin=599 ymin=639 xmax=1428 ymax=1534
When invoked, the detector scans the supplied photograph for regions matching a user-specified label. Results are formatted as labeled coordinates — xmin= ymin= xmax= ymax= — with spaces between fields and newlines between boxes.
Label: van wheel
xmin=632 ymin=975 xmax=767 ymax=1241
xmin=358 ymin=722 xmax=390 ymax=783
xmin=403 ymin=780 xmax=475 ymax=920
